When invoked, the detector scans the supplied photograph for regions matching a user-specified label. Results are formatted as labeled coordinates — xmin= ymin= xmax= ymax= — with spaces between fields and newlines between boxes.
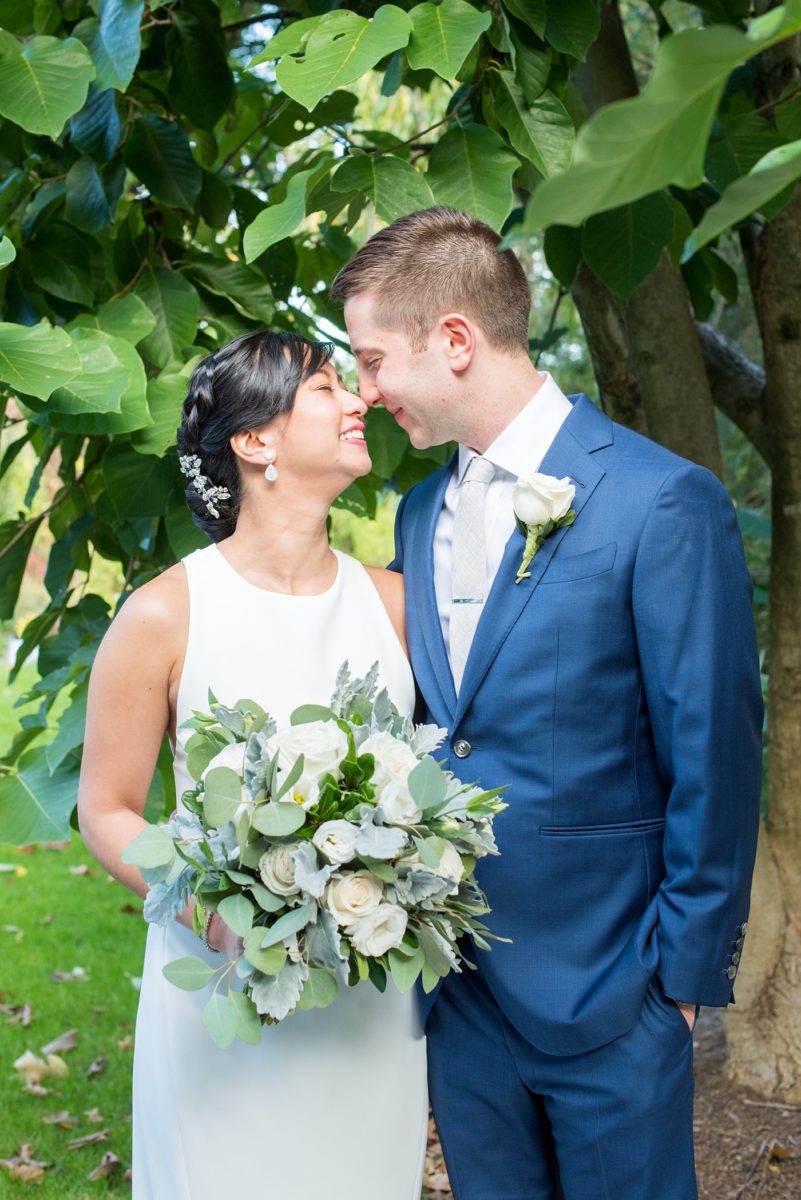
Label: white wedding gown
xmin=132 ymin=545 xmax=428 ymax=1199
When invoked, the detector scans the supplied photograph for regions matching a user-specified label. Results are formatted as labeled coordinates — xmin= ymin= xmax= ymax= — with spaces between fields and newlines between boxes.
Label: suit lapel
xmin=452 ymin=395 xmax=611 ymax=726
xmin=410 ymin=453 xmax=458 ymax=719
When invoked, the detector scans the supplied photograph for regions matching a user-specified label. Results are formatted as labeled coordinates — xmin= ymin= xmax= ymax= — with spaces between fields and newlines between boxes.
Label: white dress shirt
xmin=434 ymin=373 xmax=573 ymax=665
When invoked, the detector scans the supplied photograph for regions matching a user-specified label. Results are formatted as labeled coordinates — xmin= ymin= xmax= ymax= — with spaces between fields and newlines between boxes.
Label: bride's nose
xmin=343 ymin=389 xmax=367 ymax=417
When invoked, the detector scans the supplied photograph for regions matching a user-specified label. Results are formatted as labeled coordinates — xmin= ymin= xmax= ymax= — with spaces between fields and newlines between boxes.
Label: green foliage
xmin=0 ymin=0 xmax=798 ymax=845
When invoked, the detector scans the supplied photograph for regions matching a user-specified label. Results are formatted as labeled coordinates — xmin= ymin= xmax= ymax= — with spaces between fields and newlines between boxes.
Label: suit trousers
xmin=427 ymin=967 xmax=697 ymax=1200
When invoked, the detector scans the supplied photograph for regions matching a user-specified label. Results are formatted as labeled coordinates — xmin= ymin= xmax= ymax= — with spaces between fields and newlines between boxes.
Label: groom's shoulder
xmin=602 ymin=410 xmax=723 ymax=502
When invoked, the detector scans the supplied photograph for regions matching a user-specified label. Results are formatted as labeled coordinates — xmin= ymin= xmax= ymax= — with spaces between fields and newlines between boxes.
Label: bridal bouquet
xmin=123 ymin=663 xmax=507 ymax=1048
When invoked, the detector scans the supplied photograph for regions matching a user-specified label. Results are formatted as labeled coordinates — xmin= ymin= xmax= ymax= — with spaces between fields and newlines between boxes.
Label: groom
xmin=331 ymin=207 xmax=762 ymax=1199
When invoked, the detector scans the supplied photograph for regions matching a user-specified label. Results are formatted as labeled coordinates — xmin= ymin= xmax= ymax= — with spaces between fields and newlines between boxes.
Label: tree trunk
xmin=724 ymin=182 xmax=801 ymax=1101
xmin=571 ymin=264 xmax=646 ymax=433
xmin=573 ymin=0 xmax=724 ymax=476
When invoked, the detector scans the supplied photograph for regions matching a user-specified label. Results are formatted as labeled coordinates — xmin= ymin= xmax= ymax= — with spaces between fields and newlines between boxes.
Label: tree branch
xmin=696 ymin=323 xmax=770 ymax=465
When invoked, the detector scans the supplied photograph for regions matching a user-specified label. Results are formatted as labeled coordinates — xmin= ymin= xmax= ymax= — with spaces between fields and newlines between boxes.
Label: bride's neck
xmin=221 ymin=490 xmax=335 ymax=591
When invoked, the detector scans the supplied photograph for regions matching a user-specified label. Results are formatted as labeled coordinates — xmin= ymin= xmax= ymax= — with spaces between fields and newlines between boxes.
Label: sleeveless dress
xmin=131 ymin=546 xmax=428 ymax=1199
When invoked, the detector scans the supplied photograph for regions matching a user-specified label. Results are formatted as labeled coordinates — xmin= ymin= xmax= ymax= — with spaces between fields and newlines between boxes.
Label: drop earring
xmin=263 ymin=447 xmax=278 ymax=482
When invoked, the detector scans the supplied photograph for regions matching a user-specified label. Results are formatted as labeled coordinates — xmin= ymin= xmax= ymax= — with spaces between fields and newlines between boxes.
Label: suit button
xmin=453 ymin=738 xmax=472 ymax=759
xmin=740 ymin=921 xmax=749 ymax=935
xmin=732 ymin=951 xmax=741 ymax=966
xmin=735 ymin=937 xmax=744 ymax=950
xmin=727 ymin=964 xmax=737 ymax=980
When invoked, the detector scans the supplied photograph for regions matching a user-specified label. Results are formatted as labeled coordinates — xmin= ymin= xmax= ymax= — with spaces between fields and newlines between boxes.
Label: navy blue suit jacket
xmin=391 ymin=393 xmax=763 ymax=1056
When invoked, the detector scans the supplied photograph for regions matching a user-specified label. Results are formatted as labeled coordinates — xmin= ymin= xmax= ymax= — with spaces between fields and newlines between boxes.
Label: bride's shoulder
xmin=111 ymin=562 xmax=188 ymax=641
xmin=360 ymin=566 xmax=406 ymax=648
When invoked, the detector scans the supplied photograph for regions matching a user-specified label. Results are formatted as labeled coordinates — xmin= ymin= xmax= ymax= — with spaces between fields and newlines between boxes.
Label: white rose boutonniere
xmin=512 ymin=472 xmax=576 ymax=584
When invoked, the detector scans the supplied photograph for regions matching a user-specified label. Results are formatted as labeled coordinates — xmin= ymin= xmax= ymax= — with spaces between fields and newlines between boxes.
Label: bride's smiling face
xmin=258 ymin=360 xmax=370 ymax=487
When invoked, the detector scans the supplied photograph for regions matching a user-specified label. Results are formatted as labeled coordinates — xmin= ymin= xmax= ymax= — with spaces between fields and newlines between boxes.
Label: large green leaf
xmin=406 ymin=0 xmax=491 ymax=79
xmin=124 ymin=114 xmax=201 ymax=209
xmin=182 ymin=252 xmax=274 ymax=323
xmin=76 ymin=0 xmax=143 ymax=92
xmin=134 ymin=265 xmax=200 ymax=368
xmin=45 ymin=684 xmax=88 ymax=773
xmin=0 ymin=236 xmax=16 ymax=268
xmin=0 ymin=748 xmax=78 ymax=843
xmin=167 ymin=0 xmax=232 ymax=129
xmin=43 ymin=336 xmax=149 ymax=436
xmin=685 ymin=138 xmax=801 ymax=257
xmin=103 ymin=442 xmax=176 ymax=518
xmin=0 ymin=320 xmax=81 ymax=399
xmin=581 ymin=194 xmax=675 ymax=300
xmin=523 ymin=5 xmax=801 ymax=231
xmin=427 ymin=123 xmax=519 ymax=231
xmin=0 ymin=517 xmax=44 ymax=621
xmin=47 ymin=327 xmax=130 ymax=415
xmin=0 ymin=31 xmax=95 ymax=139
xmin=202 ymin=991 xmax=238 ymax=1048
xmin=65 ymin=156 xmax=113 ymax=231
xmin=544 ymin=0 xmax=599 ymax=60
xmin=72 ymin=293 xmax=156 ymax=346
xmin=331 ymin=154 xmax=435 ymax=222
xmin=502 ymin=0 xmax=546 ymax=38
xmin=490 ymin=70 xmax=573 ymax=177
xmin=275 ymin=7 xmax=412 ymax=112
xmin=243 ymin=168 xmax=318 ymax=262
xmin=133 ymin=363 xmax=195 ymax=457
xmin=26 ymin=222 xmax=96 ymax=306
xmin=69 ymin=86 xmax=121 ymax=162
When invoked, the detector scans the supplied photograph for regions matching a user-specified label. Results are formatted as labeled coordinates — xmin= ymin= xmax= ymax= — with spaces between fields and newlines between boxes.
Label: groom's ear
xmin=438 ymin=313 xmax=476 ymax=374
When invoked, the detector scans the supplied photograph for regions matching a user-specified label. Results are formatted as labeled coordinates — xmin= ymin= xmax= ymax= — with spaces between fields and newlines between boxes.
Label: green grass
xmin=0 ymin=835 xmax=147 ymax=1196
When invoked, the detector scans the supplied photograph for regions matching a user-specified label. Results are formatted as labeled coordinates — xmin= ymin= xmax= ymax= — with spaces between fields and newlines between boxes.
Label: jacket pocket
xmin=541 ymin=540 xmax=617 ymax=584
xmin=539 ymin=816 xmax=666 ymax=837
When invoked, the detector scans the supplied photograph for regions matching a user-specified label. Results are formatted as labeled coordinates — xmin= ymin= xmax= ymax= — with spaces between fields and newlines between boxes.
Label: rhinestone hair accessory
xmin=178 ymin=454 xmax=231 ymax=519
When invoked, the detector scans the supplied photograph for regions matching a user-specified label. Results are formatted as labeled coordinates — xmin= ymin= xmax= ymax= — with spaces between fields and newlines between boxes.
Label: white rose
xmin=349 ymin=904 xmax=408 ymax=957
xmin=435 ymin=842 xmax=465 ymax=895
xmin=264 ymin=721 xmax=348 ymax=810
xmin=313 ymin=820 xmax=359 ymax=865
xmin=258 ymin=843 xmax=302 ymax=896
xmin=326 ymin=871 xmax=383 ymax=926
xmin=360 ymin=730 xmax=418 ymax=793
xmin=201 ymin=741 xmax=246 ymax=780
xmin=379 ymin=777 xmax=423 ymax=826
xmin=512 ymin=473 xmax=575 ymax=528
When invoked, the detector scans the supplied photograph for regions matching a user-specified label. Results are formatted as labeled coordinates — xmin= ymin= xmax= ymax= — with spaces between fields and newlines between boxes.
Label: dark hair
xmin=176 ymin=330 xmax=335 ymax=541
xmin=329 ymin=206 xmax=531 ymax=354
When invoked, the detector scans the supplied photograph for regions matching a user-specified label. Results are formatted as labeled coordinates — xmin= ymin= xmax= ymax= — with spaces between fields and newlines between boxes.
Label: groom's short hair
xmin=330 ymin=206 xmax=531 ymax=355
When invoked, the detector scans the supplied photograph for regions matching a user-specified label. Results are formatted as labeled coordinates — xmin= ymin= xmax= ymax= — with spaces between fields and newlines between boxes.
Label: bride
xmin=77 ymin=330 xmax=428 ymax=1199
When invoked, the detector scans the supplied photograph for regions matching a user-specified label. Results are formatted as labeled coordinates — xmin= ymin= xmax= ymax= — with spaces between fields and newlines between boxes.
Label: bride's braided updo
xmin=176 ymin=330 xmax=335 ymax=541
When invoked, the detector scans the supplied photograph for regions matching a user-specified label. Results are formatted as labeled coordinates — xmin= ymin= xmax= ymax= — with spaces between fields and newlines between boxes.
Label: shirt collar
xmin=455 ymin=372 xmax=574 ymax=485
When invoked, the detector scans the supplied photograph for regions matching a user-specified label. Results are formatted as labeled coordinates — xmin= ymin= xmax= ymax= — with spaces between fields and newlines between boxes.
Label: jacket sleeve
xmin=387 ymin=487 xmax=411 ymax=574
xmin=631 ymin=463 xmax=763 ymax=1006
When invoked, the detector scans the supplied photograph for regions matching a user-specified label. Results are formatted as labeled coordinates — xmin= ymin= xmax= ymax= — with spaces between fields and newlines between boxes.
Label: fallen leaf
xmin=68 ymin=864 xmax=94 ymax=876
xmin=2 ymin=1002 xmax=32 ymax=1026
xmin=14 ymin=1051 xmax=49 ymax=1084
xmin=120 ymin=903 xmax=141 ymax=914
xmin=24 ymin=1082 xmax=54 ymax=1097
xmin=40 ymin=1029 xmax=78 ymax=1055
xmin=83 ymin=1107 xmax=103 ymax=1124
xmin=769 ymin=1145 xmax=796 ymax=1161
xmin=42 ymin=841 xmax=68 ymax=850
xmin=38 ymin=914 xmax=54 ymax=925
xmin=86 ymin=1150 xmax=121 ymax=1181
xmin=19 ymin=844 xmax=37 ymax=854
xmin=8 ymin=1162 xmax=46 ymax=1182
xmin=116 ymin=1034 xmax=133 ymax=1051
xmin=86 ymin=1055 xmax=105 ymax=1078
xmin=50 ymin=966 xmax=88 ymax=983
xmin=41 ymin=1110 xmax=76 ymax=1128
xmin=123 ymin=1167 xmax=133 ymax=1181
xmin=66 ymin=1130 xmax=110 ymax=1151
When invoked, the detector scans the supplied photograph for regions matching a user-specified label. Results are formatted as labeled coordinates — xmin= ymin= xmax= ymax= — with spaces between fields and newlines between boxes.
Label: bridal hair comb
xmin=178 ymin=454 xmax=232 ymax=519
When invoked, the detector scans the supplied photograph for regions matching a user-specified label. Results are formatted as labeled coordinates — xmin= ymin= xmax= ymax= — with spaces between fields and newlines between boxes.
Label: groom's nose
xmin=357 ymin=368 xmax=381 ymax=407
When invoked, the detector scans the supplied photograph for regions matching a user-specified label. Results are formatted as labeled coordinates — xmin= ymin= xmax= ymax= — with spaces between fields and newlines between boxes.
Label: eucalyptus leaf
xmin=252 ymin=801 xmax=307 ymax=837
xmin=217 ymin=893 xmax=255 ymax=938
xmin=162 ymin=955 xmax=217 ymax=991
xmin=243 ymin=927 xmax=288 ymax=973
xmin=259 ymin=903 xmax=312 ymax=949
xmin=296 ymin=966 xmax=339 ymax=1010
xmin=202 ymin=990 xmax=238 ymax=1048
xmin=229 ymin=988 xmax=262 ymax=1044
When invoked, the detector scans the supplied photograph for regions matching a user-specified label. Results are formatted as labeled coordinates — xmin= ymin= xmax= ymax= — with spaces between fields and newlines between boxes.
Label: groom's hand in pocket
xmin=674 ymin=1000 xmax=699 ymax=1032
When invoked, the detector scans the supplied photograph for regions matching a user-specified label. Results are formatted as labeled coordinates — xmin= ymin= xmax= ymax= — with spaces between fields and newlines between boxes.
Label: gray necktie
xmin=450 ymin=455 xmax=495 ymax=692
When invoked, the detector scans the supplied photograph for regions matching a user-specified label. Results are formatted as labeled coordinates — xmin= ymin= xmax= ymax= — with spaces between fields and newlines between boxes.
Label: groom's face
xmin=344 ymin=293 xmax=455 ymax=450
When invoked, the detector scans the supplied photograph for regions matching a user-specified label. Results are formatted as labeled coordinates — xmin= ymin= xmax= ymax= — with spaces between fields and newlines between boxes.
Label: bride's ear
xmin=230 ymin=428 xmax=269 ymax=466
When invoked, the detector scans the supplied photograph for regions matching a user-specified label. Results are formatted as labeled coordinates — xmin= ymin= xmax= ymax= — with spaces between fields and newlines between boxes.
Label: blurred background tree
xmin=0 ymin=0 xmax=799 ymax=1100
